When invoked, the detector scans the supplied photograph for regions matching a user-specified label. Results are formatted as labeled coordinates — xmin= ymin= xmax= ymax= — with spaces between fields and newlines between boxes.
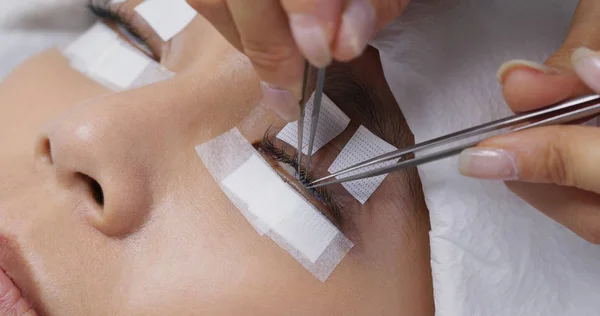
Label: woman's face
xmin=0 ymin=1 xmax=433 ymax=315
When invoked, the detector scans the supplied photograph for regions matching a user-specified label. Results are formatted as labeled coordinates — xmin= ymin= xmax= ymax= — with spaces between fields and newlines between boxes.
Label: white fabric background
xmin=0 ymin=0 xmax=95 ymax=79
xmin=370 ymin=0 xmax=600 ymax=315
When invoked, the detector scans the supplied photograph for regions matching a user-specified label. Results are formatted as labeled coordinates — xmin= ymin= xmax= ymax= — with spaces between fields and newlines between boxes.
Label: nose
xmin=35 ymin=99 xmax=154 ymax=237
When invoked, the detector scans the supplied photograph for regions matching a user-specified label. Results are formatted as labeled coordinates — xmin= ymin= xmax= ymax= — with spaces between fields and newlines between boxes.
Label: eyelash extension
xmin=258 ymin=130 xmax=346 ymax=222
xmin=87 ymin=0 xmax=152 ymax=51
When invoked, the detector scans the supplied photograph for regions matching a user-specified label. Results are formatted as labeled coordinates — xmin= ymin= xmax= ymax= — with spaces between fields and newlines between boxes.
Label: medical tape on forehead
xmin=277 ymin=92 xmax=350 ymax=155
xmin=328 ymin=125 xmax=399 ymax=204
xmin=134 ymin=0 xmax=197 ymax=42
xmin=62 ymin=22 xmax=174 ymax=91
xmin=196 ymin=128 xmax=353 ymax=282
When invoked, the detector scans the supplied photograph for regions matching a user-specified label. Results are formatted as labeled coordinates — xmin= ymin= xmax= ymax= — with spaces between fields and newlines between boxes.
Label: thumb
xmin=571 ymin=47 xmax=600 ymax=93
xmin=331 ymin=0 xmax=411 ymax=61
xmin=458 ymin=125 xmax=600 ymax=194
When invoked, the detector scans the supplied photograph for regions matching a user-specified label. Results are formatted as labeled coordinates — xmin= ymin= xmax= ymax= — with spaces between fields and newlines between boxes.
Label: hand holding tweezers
xmin=309 ymin=94 xmax=600 ymax=188
xmin=296 ymin=62 xmax=326 ymax=179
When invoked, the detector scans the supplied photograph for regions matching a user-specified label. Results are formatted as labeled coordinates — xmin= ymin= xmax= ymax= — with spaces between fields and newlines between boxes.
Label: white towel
xmin=370 ymin=0 xmax=600 ymax=315
xmin=0 ymin=0 xmax=95 ymax=79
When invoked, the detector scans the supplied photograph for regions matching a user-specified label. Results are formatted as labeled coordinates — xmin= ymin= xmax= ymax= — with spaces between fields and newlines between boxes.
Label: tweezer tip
xmin=307 ymin=180 xmax=333 ymax=189
xmin=312 ymin=172 xmax=338 ymax=184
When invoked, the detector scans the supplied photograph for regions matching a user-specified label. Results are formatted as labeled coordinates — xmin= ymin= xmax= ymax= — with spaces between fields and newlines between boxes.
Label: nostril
xmin=35 ymin=136 xmax=53 ymax=164
xmin=76 ymin=172 xmax=104 ymax=207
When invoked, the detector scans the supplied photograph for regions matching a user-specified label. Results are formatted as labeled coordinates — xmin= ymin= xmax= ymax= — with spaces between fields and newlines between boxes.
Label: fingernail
xmin=572 ymin=47 xmax=600 ymax=92
xmin=334 ymin=0 xmax=376 ymax=60
xmin=289 ymin=14 xmax=331 ymax=67
xmin=496 ymin=59 xmax=560 ymax=85
xmin=260 ymin=81 xmax=300 ymax=122
xmin=458 ymin=148 xmax=518 ymax=180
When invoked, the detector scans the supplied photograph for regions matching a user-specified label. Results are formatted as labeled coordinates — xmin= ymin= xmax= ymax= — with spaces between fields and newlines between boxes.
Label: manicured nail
xmin=260 ymin=81 xmax=300 ymax=122
xmin=572 ymin=47 xmax=600 ymax=92
xmin=334 ymin=0 xmax=375 ymax=60
xmin=458 ymin=148 xmax=518 ymax=180
xmin=289 ymin=14 xmax=331 ymax=68
xmin=496 ymin=59 xmax=560 ymax=85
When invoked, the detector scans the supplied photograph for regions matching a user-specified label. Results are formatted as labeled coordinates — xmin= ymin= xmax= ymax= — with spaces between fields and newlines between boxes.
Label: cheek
xmin=117 ymin=169 xmax=331 ymax=314
xmin=23 ymin=191 xmax=125 ymax=314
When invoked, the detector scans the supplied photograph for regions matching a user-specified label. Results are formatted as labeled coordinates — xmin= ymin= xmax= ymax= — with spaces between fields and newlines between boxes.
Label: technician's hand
xmin=186 ymin=0 xmax=410 ymax=121
xmin=458 ymin=0 xmax=600 ymax=244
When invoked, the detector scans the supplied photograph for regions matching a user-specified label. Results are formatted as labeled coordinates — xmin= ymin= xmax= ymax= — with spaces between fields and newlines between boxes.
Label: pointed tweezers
xmin=304 ymin=68 xmax=326 ymax=175
xmin=296 ymin=62 xmax=311 ymax=179
xmin=309 ymin=94 xmax=600 ymax=188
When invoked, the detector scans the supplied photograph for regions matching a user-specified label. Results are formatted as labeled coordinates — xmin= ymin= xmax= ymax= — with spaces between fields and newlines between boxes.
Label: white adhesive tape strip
xmin=196 ymin=128 xmax=353 ymax=281
xmin=134 ymin=0 xmax=197 ymax=42
xmin=222 ymin=155 xmax=338 ymax=263
xmin=328 ymin=125 xmax=399 ymax=204
xmin=88 ymin=41 xmax=151 ymax=88
xmin=277 ymin=92 xmax=350 ymax=155
xmin=221 ymin=155 xmax=293 ymax=235
xmin=62 ymin=23 xmax=174 ymax=91
xmin=63 ymin=23 xmax=118 ymax=69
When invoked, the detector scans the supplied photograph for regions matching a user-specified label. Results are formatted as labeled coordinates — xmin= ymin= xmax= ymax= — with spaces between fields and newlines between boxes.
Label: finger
xmin=506 ymin=181 xmax=600 ymax=245
xmin=497 ymin=0 xmax=600 ymax=112
xmin=227 ymin=0 xmax=303 ymax=88
xmin=497 ymin=61 xmax=588 ymax=112
xmin=572 ymin=47 xmax=600 ymax=93
xmin=226 ymin=0 xmax=306 ymax=121
xmin=558 ymin=0 xmax=600 ymax=59
xmin=458 ymin=125 xmax=600 ymax=193
xmin=187 ymin=0 xmax=242 ymax=51
xmin=0 ymin=267 xmax=38 ymax=315
xmin=332 ymin=0 xmax=411 ymax=61
xmin=280 ymin=0 xmax=344 ymax=67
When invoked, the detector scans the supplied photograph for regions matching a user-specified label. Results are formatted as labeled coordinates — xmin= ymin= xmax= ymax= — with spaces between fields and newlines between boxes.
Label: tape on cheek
xmin=196 ymin=128 xmax=353 ymax=282
xmin=328 ymin=125 xmax=399 ymax=204
xmin=277 ymin=92 xmax=350 ymax=154
xmin=134 ymin=0 xmax=197 ymax=42
xmin=62 ymin=23 xmax=174 ymax=91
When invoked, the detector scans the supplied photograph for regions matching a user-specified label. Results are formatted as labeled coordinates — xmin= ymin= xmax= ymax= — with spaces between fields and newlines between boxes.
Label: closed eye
xmin=87 ymin=0 xmax=158 ymax=60
xmin=255 ymin=131 xmax=346 ymax=223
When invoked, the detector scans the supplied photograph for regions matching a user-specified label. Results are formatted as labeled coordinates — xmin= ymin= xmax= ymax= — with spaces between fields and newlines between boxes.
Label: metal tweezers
xmin=309 ymin=94 xmax=600 ymax=188
xmin=296 ymin=62 xmax=326 ymax=179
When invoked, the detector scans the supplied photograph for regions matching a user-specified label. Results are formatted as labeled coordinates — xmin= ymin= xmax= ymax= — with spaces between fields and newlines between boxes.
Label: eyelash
xmin=258 ymin=132 xmax=345 ymax=221
xmin=87 ymin=1 xmax=155 ymax=58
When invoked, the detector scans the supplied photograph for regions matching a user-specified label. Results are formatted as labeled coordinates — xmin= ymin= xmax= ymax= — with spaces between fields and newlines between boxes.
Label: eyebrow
xmin=323 ymin=61 xmax=413 ymax=149
xmin=255 ymin=135 xmax=345 ymax=224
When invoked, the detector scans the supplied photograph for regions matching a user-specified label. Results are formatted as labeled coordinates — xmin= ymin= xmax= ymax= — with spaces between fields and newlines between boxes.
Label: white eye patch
xmin=277 ymin=92 xmax=350 ymax=155
xmin=134 ymin=0 xmax=197 ymax=42
xmin=196 ymin=128 xmax=353 ymax=282
xmin=62 ymin=22 xmax=174 ymax=91
xmin=222 ymin=155 xmax=339 ymax=263
xmin=328 ymin=125 xmax=399 ymax=204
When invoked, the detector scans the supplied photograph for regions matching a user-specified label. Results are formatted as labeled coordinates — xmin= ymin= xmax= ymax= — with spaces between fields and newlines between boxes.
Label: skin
xmin=0 ymin=1 xmax=433 ymax=315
